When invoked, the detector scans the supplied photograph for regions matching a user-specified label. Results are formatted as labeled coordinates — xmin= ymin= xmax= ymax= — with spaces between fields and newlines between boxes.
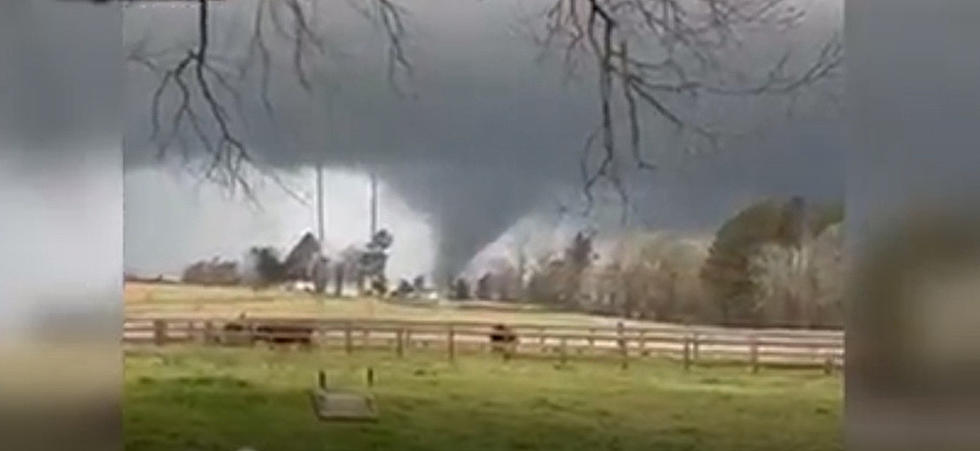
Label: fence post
xmin=682 ymin=334 xmax=691 ymax=371
xmin=617 ymin=322 xmax=628 ymax=370
xmin=638 ymin=330 xmax=646 ymax=355
xmin=344 ymin=321 xmax=353 ymax=355
xmin=448 ymin=324 xmax=456 ymax=363
xmin=749 ymin=335 xmax=759 ymax=374
xmin=539 ymin=327 xmax=545 ymax=346
xmin=201 ymin=321 xmax=213 ymax=344
xmin=396 ymin=328 xmax=405 ymax=358
xmin=588 ymin=328 xmax=595 ymax=351
xmin=316 ymin=322 xmax=326 ymax=348
xmin=153 ymin=320 xmax=167 ymax=346
xmin=692 ymin=332 xmax=700 ymax=363
xmin=246 ymin=320 xmax=257 ymax=348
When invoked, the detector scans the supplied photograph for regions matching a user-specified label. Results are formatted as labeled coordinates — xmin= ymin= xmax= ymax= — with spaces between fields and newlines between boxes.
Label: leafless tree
xmin=598 ymin=231 xmax=708 ymax=320
xmin=528 ymin=0 xmax=842 ymax=220
xmin=750 ymin=222 xmax=843 ymax=327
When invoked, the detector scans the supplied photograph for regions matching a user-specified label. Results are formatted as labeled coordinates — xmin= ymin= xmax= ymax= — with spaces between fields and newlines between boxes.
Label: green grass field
xmin=124 ymin=346 xmax=842 ymax=451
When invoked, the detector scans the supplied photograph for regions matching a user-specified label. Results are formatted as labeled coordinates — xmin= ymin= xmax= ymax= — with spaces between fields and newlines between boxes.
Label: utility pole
xmin=312 ymin=163 xmax=328 ymax=296
xmin=369 ymin=173 xmax=379 ymax=239
xmin=316 ymin=163 xmax=325 ymax=245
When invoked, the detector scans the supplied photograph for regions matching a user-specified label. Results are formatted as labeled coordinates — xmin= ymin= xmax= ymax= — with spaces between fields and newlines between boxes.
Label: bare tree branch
xmin=128 ymin=0 xmax=413 ymax=203
xmin=347 ymin=0 xmax=414 ymax=95
xmin=532 ymin=0 xmax=842 ymax=221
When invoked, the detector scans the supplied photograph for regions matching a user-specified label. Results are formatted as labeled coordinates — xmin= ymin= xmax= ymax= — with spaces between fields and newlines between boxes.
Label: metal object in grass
xmin=309 ymin=369 xmax=379 ymax=422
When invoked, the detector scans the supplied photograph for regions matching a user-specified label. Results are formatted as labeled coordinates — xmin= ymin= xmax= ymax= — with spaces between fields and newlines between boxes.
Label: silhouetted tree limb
xmin=127 ymin=0 xmax=411 ymax=202
xmin=532 ymin=0 xmax=842 ymax=222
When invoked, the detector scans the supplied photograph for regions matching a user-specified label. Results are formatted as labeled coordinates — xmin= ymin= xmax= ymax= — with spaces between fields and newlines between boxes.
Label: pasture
xmin=124 ymin=346 xmax=841 ymax=451
xmin=124 ymin=282 xmax=842 ymax=450
xmin=125 ymin=282 xmax=644 ymax=327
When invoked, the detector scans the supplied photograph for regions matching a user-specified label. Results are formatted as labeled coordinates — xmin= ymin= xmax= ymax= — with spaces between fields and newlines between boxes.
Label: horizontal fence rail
xmin=123 ymin=316 xmax=844 ymax=374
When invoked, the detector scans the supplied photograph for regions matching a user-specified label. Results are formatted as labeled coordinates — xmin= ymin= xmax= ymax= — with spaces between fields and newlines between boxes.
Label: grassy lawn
xmin=124 ymin=346 xmax=841 ymax=451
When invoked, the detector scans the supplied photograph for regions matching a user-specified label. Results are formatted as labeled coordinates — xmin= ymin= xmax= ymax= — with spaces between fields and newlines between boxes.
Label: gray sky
xmin=122 ymin=0 xmax=844 ymax=280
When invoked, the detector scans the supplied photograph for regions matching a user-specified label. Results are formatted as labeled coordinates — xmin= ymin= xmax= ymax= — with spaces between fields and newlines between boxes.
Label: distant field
xmin=124 ymin=346 xmax=842 ymax=451
xmin=125 ymin=282 xmax=638 ymax=327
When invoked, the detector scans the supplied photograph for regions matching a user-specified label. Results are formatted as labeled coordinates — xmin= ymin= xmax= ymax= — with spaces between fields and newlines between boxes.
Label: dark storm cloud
xmin=123 ymin=0 xmax=843 ymax=277
xmin=631 ymin=113 xmax=845 ymax=231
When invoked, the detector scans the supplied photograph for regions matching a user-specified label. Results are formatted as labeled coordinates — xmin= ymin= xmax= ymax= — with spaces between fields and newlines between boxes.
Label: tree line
xmin=465 ymin=196 xmax=843 ymax=329
xmin=176 ymin=195 xmax=843 ymax=329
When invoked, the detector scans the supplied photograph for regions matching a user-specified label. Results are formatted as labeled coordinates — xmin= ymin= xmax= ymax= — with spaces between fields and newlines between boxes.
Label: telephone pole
xmin=369 ymin=173 xmax=379 ymax=239
xmin=316 ymin=163 xmax=325 ymax=245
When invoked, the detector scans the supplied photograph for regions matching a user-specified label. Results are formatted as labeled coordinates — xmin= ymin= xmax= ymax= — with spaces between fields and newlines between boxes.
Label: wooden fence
xmin=123 ymin=317 xmax=844 ymax=374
